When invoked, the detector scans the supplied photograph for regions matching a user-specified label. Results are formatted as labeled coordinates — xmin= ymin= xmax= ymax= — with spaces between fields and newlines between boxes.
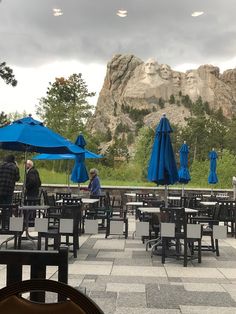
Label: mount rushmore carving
xmin=88 ymin=54 xmax=236 ymax=136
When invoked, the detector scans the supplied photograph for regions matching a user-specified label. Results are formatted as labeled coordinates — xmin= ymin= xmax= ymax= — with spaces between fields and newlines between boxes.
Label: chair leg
xmin=37 ymin=234 xmax=42 ymax=250
xmin=198 ymin=239 xmax=201 ymax=263
xmin=17 ymin=234 xmax=22 ymax=249
xmin=125 ymin=219 xmax=128 ymax=239
xmin=162 ymin=238 xmax=166 ymax=264
xmin=105 ymin=219 xmax=110 ymax=238
xmin=210 ymin=235 xmax=215 ymax=251
xmin=215 ymin=239 xmax=219 ymax=256
xmin=13 ymin=235 xmax=17 ymax=249
xmin=183 ymin=239 xmax=188 ymax=267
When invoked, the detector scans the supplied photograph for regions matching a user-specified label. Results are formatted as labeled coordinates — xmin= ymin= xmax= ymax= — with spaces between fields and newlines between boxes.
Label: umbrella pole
xmin=22 ymin=150 xmax=27 ymax=202
xmin=67 ymin=162 xmax=71 ymax=192
xmin=182 ymin=184 xmax=184 ymax=197
xmin=164 ymin=185 xmax=168 ymax=208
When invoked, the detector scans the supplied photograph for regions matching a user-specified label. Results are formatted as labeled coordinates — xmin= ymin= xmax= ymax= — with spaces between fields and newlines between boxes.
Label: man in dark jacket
xmin=25 ymin=160 xmax=41 ymax=200
xmin=0 ymin=155 xmax=20 ymax=204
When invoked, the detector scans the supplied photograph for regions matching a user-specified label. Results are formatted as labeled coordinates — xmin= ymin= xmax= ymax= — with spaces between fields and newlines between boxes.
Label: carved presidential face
xmin=144 ymin=58 xmax=159 ymax=75
xmin=172 ymin=72 xmax=181 ymax=87
xmin=186 ymin=71 xmax=197 ymax=86
xmin=160 ymin=64 xmax=171 ymax=80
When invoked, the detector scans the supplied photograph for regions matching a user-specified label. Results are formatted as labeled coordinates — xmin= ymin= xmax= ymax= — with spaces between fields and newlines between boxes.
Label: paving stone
xmin=183 ymin=283 xmax=225 ymax=292
xmin=69 ymin=262 xmax=112 ymax=275
xmin=112 ymin=265 xmax=167 ymax=277
xmin=117 ymin=292 xmax=146 ymax=308
xmin=84 ymin=274 xmax=98 ymax=280
xmin=90 ymin=291 xmax=117 ymax=299
xmin=96 ymin=275 xmax=169 ymax=285
xmin=93 ymin=239 xmax=125 ymax=250
xmin=180 ymin=305 xmax=236 ymax=313
xmin=114 ymin=258 xmax=153 ymax=266
xmin=86 ymin=256 xmax=114 ymax=262
xmin=165 ymin=267 xmax=225 ymax=278
xmin=218 ymin=268 xmax=236 ymax=279
xmin=114 ymin=308 xmax=181 ymax=314
xmin=181 ymin=277 xmax=230 ymax=284
xmin=132 ymin=251 xmax=153 ymax=259
xmin=92 ymin=297 xmax=116 ymax=314
xmin=97 ymin=251 xmax=132 ymax=259
xmin=107 ymin=282 xmax=145 ymax=293
xmin=146 ymin=284 xmax=236 ymax=308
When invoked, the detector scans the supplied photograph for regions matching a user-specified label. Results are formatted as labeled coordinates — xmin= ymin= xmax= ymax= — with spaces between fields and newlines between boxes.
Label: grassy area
xmin=18 ymin=155 xmax=234 ymax=189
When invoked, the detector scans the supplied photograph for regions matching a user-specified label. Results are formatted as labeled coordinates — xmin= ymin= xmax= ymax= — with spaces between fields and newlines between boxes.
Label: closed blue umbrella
xmin=71 ymin=134 xmax=89 ymax=183
xmin=208 ymin=149 xmax=218 ymax=194
xmin=147 ymin=114 xmax=179 ymax=206
xmin=178 ymin=142 xmax=191 ymax=196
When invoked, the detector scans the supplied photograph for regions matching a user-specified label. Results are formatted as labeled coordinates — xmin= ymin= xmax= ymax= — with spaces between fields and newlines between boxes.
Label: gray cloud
xmin=0 ymin=0 xmax=236 ymax=69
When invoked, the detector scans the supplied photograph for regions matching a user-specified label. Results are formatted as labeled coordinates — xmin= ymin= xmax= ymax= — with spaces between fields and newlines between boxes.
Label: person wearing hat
xmin=0 ymin=154 xmax=20 ymax=204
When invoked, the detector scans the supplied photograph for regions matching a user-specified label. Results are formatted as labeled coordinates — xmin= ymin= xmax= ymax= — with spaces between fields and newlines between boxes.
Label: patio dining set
xmin=0 ymin=189 xmax=235 ymax=268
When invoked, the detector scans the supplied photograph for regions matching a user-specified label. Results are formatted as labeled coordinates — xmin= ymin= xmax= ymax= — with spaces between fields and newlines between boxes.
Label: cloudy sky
xmin=1 ymin=0 xmax=236 ymax=115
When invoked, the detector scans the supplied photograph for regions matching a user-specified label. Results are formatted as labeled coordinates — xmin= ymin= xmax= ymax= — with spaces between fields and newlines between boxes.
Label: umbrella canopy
xmin=178 ymin=142 xmax=191 ymax=184
xmin=147 ymin=114 xmax=179 ymax=185
xmin=208 ymin=150 xmax=218 ymax=184
xmin=71 ymin=134 xmax=89 ymax=183
xmin=0 ymin=116 xmax=85 ymax=154
xmin=32 ymin=151 xmax=102 ymax=160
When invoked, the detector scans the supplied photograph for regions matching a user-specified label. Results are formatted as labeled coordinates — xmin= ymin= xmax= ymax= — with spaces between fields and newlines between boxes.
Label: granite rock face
xmin=88 ymin=54 xmax=236 ymax=145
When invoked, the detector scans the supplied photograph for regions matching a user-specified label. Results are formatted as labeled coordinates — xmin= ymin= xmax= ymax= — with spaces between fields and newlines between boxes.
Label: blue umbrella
xmin=147 ymin=114 xmax=179 ymax=206
xmin=32 ymin=151 xmax=102 ymax=160
xmin=208 ymin=149 xmax=218 ymax=194
xmin=0 ymin=116 xmax=85 ymax=196
xmin=71 ymin=134 xmax=89 ymax=183
xmin=178 ymin=142 xmax=191 ymax=196
xmin=0 ymin=116 xmax=85 ymax=154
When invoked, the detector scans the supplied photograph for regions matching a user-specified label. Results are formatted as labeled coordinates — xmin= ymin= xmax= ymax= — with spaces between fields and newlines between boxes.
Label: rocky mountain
xmin=87 ymin=54 xmax=236 ymax=152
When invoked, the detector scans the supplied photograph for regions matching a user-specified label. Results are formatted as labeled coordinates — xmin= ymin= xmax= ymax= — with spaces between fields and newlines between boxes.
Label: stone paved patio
xmin=1 ymin=214 xmax=236 ymax=313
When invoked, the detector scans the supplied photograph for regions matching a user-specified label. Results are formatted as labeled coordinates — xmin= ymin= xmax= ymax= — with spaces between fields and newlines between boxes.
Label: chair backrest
xmin=12 ymin=191 xmax=22 ymax=206
xmin=0 ymin=247 xmax=68 ymax=302
xmin=0 ymin=279 xmax=104 ymax=314
xmin=47 ymin=194 xmax=56 ymax=206
xmin=62 ymin=197 xmax=82 ymax=206
xmin=160 ymin=207 xmax=186 ymax=235
xmin=0 ymin=204 xmax=20 ymax=230
xmin=0 ymin=246 xmax=68 ymax=285
xmin=218 ymin=201 xmax=236 ymax=220
xmin=39 ymin=189 xmax=48 ymax=205
xmin=55 ymin=192 xmax=71 ymax=201
xmin=186 ymin=196 xmax=198 ymax=209
xmin=136 ymin=193 xmax=150 ymax=201
xmin=61 ymin=204 xmax=82 ymax=234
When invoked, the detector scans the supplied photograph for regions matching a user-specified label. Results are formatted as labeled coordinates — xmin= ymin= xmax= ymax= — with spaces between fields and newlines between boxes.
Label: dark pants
xmin=0 ymin=195 xmax=13 ymax=205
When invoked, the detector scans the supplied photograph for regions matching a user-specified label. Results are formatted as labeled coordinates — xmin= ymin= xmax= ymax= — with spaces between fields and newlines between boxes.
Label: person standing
xmin=0 ymin=155 xmax=20 ymax=204
xmin=25 ymin=160 xmax=41 ymax=200
xmin=88 ymin=168 xmax=101 ymax=196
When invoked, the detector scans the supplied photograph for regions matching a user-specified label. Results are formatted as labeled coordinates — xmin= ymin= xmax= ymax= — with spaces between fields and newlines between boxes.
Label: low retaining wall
xmin=16 ymin=183 xmax=234 ymax=199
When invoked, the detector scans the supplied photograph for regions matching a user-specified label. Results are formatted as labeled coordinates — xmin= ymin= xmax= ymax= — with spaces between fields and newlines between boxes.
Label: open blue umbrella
xmin=32 ymin=151 xmax=102 ymax=160
xmin=71 ymin=134 xmax=89 ymax=184
xmin=0 ymin=116 xmax=85 ymax=196
xmin=178 ymin=141 xmax=191 ymax=196
xmin=0 ymin=116 xmax=85 ymax=154
xmin=147 ymin=114 xmax=179 ymax=206
xmin=208 ymin=149 xmax=218 ymax=194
